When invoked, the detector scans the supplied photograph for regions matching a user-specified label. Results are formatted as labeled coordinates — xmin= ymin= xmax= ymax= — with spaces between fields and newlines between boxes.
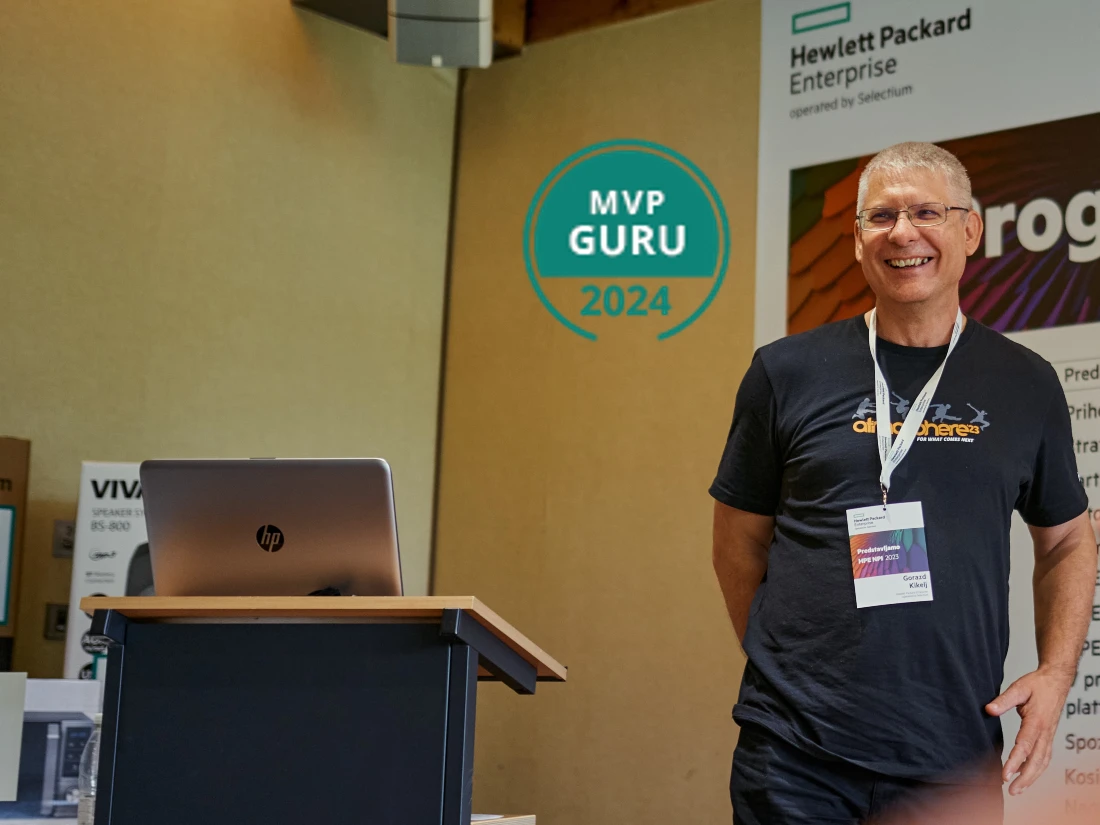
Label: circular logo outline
xmin=256 ymin=525 xmax=285 ymax=553
xmin=524 ymin=138 xmax=730 ymax=341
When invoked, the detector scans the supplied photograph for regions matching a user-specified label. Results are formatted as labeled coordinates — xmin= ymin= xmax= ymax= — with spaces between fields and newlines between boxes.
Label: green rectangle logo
xmin=792 ymin=2 xmax=851 ymax=35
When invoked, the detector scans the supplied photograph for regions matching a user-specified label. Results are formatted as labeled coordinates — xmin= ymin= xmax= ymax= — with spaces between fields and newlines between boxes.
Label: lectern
xmin=81 ymin=597 xmax=566 ymax=825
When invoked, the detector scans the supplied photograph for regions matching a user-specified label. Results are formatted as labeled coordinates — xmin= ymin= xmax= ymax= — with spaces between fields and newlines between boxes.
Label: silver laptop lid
xmin=141 ymin=458 xmax=402 ymax=597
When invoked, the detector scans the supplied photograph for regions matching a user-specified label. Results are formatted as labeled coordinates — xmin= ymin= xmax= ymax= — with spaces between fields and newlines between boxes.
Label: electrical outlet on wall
xmin=44 ymin=603 xmax=67 ymax=641
xmin=52 ymin=519 xmax=75 ymax=559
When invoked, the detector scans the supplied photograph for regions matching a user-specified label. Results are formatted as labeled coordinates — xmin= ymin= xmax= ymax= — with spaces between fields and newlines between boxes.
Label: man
xmin=710 ymin=142 xmax=1096 ymax=824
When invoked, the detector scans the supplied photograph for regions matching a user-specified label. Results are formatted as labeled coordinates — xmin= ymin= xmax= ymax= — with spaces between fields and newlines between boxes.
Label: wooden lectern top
xmin=80 ymin=596 xmax=567 ymax=681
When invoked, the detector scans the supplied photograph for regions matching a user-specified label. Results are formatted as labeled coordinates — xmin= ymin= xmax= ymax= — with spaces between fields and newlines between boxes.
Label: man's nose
xmin=887 ymin=212 xmax=921 ymax=244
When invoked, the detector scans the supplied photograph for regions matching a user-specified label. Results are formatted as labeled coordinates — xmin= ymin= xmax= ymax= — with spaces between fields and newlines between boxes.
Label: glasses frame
xmin=856 ymin=202 xmax=970 ymax=232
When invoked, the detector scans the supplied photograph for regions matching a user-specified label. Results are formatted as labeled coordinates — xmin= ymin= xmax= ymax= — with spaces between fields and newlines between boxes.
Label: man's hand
xmin=992 ymin=514 xmax=1098 ymax=796
xmin=985 ymin=665 xmax=1076 ymax=795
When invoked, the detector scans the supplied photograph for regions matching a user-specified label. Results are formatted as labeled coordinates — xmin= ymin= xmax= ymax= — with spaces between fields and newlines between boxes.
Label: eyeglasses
xmin=856 ymin=202 xmax=970 ymax=231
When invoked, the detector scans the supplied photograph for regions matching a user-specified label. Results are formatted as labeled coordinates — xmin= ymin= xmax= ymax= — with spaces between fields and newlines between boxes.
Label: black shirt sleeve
xmin=709 ymin=351 xmax=783 ymax=516
xmin=1015 ymin=374 xmax=1089 ymax=527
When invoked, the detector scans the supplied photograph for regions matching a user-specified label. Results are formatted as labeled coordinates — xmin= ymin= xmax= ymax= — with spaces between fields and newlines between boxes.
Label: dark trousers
xmin=730 ymin=723 xmax=1004 ymax=825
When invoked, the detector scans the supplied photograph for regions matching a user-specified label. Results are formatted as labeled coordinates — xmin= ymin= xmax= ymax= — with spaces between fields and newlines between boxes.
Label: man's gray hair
xmin=856 ymin=142 xmax=971 ymax=212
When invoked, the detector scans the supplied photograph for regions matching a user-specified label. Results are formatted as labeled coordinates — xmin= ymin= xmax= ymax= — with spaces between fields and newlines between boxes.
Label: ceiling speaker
xmin=388 ymin=0 xmax=492 ymax=67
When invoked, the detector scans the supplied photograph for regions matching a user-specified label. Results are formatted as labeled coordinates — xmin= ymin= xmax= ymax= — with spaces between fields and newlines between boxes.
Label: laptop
xmin=140 ymin=458 xmax=403 ymax=597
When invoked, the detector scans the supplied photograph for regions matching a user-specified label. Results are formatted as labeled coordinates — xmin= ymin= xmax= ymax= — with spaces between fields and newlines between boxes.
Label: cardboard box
xmin=0 ymin=438 xmax=31 ymax=640
xmin=64 ymin=463 xmax=148 ymax=680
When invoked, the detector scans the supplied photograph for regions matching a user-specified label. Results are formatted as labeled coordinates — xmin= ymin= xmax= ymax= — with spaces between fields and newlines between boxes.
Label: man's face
xmin=853 ymin=167 xmax=983 ymax=309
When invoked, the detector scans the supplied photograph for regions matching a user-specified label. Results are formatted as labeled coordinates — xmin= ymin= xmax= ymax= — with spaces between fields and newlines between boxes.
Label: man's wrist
xmin=1036 ymin=661 xmax=1077 ymax=684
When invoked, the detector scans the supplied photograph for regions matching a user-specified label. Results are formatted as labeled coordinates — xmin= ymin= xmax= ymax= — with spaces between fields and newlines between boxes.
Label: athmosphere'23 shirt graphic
xmin=850 ymin=394 xmax=991 ymax=442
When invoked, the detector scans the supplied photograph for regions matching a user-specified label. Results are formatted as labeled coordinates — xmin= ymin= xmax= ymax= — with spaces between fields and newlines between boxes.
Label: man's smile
xmin=885 ymin=256 xmax=934 ymax=269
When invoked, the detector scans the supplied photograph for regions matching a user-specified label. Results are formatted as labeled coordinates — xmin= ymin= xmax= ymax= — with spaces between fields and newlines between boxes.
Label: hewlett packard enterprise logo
xmin=792 ymin=3 xmax=851 ymax=35
xmin=789 ymin=3 xmax=972 ymax=97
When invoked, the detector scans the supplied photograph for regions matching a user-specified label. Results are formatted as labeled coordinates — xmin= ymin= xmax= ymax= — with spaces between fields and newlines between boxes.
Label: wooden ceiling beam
xmin=493 ymin=0 xmax=528 ymax=53
xmin=525 ymin=0 xmax=714 ymax=44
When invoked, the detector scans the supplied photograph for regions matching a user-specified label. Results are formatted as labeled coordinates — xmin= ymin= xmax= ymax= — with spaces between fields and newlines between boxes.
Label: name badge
xmin=846 ymin=501 xmax=932 ymax=608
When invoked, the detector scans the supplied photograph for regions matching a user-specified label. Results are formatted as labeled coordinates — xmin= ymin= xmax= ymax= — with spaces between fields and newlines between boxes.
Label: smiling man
xmin=710 ymin=142 xmax=1096 ymax=824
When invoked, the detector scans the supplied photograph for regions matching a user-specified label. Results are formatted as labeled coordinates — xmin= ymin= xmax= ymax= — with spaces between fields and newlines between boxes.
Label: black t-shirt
xmin=709 ymin=314 xmax=1087 ymax=784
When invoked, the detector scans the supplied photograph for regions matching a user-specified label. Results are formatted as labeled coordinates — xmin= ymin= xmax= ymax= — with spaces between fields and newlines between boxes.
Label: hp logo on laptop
xmin=256 ymin=525 xmax=285 ymax=553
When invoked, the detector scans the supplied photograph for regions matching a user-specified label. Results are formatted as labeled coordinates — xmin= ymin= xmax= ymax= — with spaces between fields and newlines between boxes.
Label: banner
xmin=758 ymin=2 xmax=1100 ymax=818
xmin=64 ymin=463 xmax=149 ymax=680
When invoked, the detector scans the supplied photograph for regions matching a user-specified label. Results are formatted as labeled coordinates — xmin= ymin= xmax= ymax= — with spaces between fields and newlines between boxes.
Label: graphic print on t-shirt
xmin=850 ymin=396 xmax=992 ymax=442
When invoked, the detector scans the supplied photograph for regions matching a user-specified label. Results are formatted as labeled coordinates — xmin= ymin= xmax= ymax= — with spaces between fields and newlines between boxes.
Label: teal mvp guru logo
xmin=524 ymin=140 xmax=729 ymax=340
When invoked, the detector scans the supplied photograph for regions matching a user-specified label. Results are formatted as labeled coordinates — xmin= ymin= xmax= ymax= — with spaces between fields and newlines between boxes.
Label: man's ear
xmin=965 ymin=208 xmax=984 ymax=256
xmin=854 ymin=219 xmax=863 ymax=263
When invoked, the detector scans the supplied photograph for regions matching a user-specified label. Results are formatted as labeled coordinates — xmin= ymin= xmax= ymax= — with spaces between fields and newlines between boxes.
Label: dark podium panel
xmin=83 ymin=597 xmax=566 ymax=825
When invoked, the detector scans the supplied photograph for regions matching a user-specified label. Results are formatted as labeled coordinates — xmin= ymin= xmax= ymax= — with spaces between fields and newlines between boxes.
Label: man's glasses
xmin=856 ymin=202 xmax=970 ymax=231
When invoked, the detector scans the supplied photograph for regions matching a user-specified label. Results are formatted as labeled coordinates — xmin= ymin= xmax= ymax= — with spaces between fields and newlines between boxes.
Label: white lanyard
xmin=868 ymin=307 xmax=963 ymax=507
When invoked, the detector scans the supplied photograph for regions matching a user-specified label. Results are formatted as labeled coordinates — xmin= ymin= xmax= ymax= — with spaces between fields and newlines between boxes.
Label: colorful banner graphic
xmin=788 ymin=112 xmax=1100 ymax=336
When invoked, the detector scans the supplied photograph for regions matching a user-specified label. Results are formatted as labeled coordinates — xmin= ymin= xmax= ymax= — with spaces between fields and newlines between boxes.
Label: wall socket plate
xmin=44 ymin=603 xmax=68 ymax=641
xmin=52 ymin=519 xmax=75 ymax=559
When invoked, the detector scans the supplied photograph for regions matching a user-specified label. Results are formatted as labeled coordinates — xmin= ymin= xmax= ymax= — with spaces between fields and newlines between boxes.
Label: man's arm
xmin=712 ymin=501 xmax=774 ymax=645
xmin=986 ymin=511 xmax=1097 ymax=795
xmin=1032 ymin=512 xmax=1098 ymax=677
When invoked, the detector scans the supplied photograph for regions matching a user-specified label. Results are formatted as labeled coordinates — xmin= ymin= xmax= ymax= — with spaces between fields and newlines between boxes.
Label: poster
xmin=64 ymin=463 xmax=149 ymax=680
